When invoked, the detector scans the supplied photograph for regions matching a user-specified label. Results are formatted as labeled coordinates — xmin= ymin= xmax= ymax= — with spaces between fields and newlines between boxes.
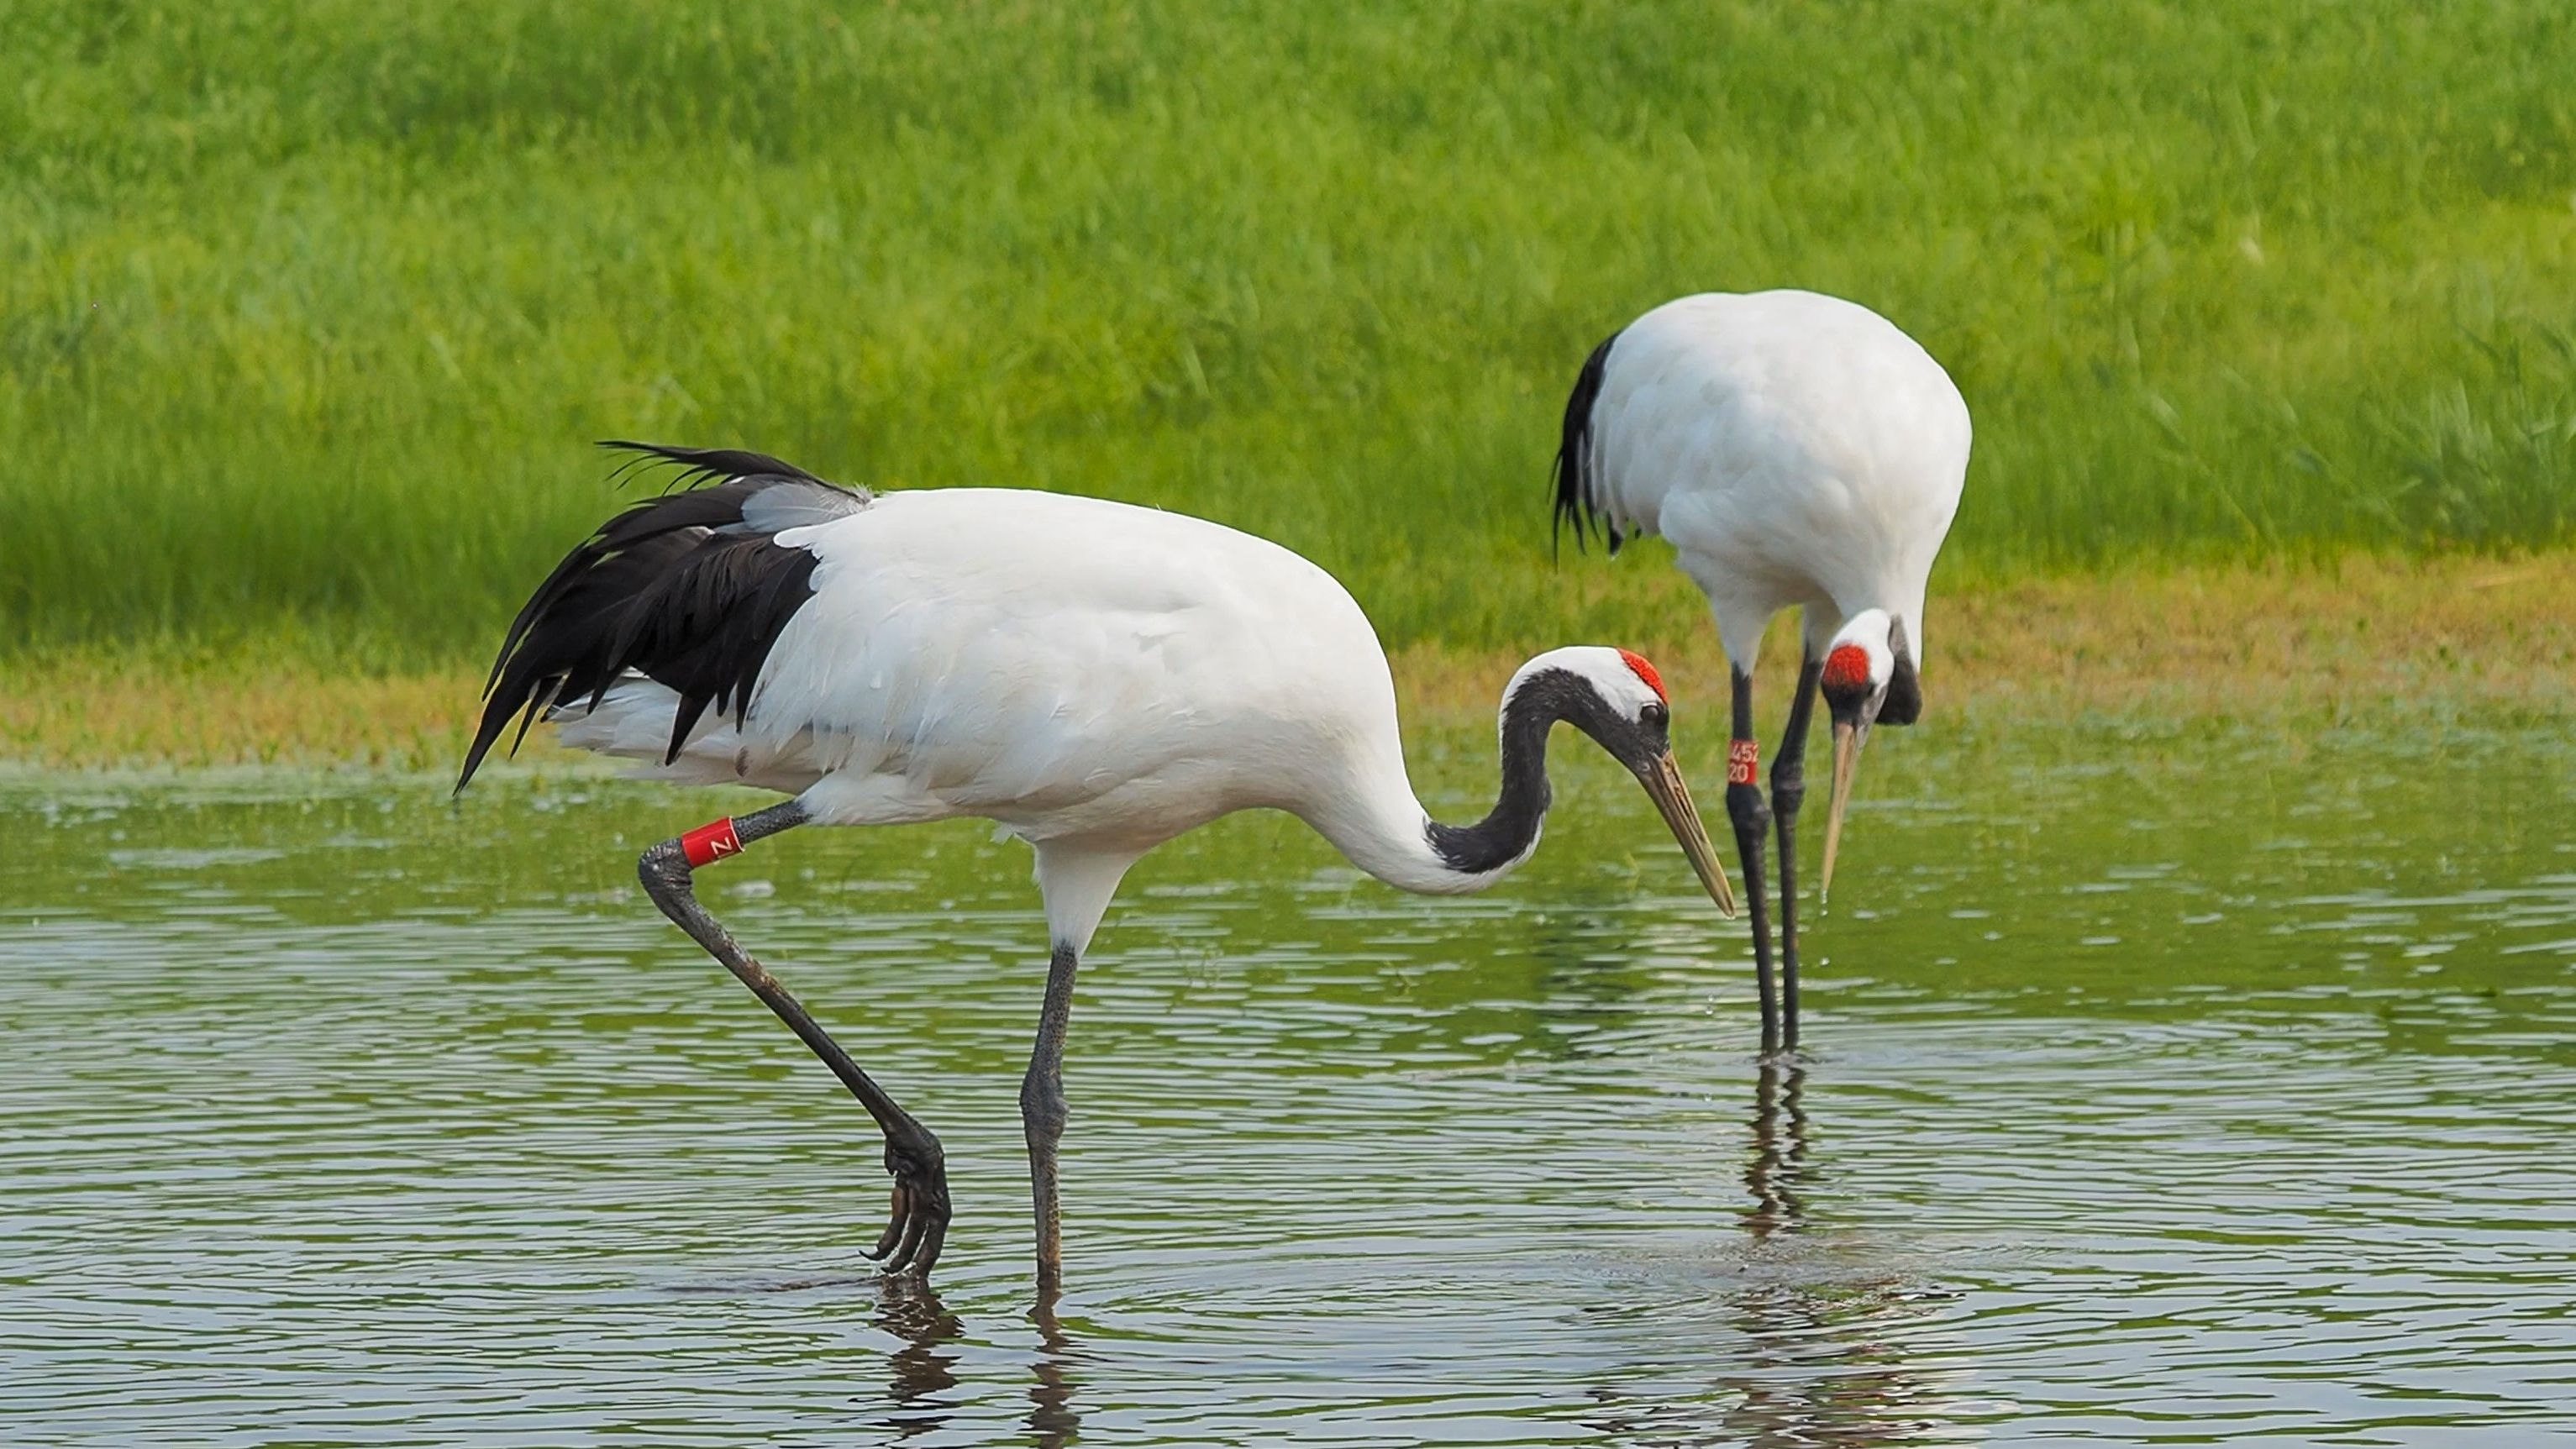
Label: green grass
xmin=4 ymin=0 xmax=2573 ymax=663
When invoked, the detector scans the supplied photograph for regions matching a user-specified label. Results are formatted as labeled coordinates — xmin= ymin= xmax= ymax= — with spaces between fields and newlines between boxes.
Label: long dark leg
xmin=636 ymin=800 xmax=950 ymax=1278
xmin=1022 ymin=942 xmax=1080 ymax=1300
xmin=1771 ymin=653 xmax=1824 ymax=1053
xmin=1727 ymin=666 xmax=1779 ymax=1053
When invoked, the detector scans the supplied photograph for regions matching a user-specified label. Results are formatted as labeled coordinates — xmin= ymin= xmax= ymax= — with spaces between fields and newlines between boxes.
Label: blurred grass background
xmin=4 ymin=0 xmax=2572 ymax=668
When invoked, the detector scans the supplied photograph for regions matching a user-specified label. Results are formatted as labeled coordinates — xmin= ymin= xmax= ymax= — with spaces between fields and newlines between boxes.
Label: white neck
xmin=1304 ymin=769 xmax=1535 ymax=896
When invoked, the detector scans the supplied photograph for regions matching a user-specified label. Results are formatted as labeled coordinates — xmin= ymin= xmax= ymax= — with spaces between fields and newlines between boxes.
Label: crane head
xmin=1816 ymin=610 xmax=1920 ymax=906
xmin=1507 ymin=646 xmax=1737 ymax=918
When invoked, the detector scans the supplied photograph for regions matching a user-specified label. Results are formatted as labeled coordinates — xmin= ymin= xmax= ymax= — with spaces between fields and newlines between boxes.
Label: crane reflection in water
xmin=1577 ymin=1058 xmax=1964 ymax=1447
xmin=854 ymin=1059 xmax=1970 ymax=1446
xmin=1743 ymin=1055 xmax=1813 ymax=1245
xmin=870 ymin=1281 xmax=1079 ymax=1448
xmin=1720 ymin=1059 xmax=1957 ymax=1446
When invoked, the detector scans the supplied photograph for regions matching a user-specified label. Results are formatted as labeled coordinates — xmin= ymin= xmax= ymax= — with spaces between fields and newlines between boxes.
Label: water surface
xmin=5 ymin=722 xmax=2573 ymax=1445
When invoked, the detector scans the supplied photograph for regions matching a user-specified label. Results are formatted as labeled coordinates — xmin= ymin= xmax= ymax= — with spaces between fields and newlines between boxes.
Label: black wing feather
xmin=596 ymin=439 xmax=834 ymax=491
xmin=455 ymin=444 xmax=869 ymax=791
xmin=1550 ymin=328 xmax=1624 ymax=556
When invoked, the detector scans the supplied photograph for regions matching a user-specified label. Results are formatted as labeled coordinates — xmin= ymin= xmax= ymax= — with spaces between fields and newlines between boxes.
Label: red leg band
xmin=681 ymin=817 xmax=744 ymax=868
xmin=1727 ymin=738 xmax=1759 ymax=785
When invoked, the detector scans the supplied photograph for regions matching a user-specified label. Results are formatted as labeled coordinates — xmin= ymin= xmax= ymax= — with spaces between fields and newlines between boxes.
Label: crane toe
xmin=869 ymin=1182 xmax=913 ymax=1262
xmin=865 ymin=1133 xmax=952 ymax=1278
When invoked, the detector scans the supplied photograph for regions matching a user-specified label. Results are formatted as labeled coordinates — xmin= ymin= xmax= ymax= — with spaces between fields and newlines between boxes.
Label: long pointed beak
xmin=1641 ymin=750 xmax=1736 ymax=918
xmin=1819 ymin=719 xmax=1870 ymax=909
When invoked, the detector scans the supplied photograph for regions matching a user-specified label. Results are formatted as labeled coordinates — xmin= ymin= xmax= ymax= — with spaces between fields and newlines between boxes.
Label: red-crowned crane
xmin=1553 ymin=290 xmax=1971 ymax=1054
xmin=456 ymin=443 xmax=1735 ymax=1295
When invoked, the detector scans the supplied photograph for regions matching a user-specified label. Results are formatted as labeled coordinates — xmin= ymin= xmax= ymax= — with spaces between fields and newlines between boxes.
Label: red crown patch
xmin=1616 ymin=648 xmax=1668 ymax=703
xmin=1822 ymin=643 xmax=1873 ymax=692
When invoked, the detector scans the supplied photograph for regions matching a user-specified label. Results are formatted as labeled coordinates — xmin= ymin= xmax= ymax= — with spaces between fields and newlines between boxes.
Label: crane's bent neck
xmin=1310 ymin=673 xmax=1575 ymax=896
xmin=1423 ymin=699 xmax=1554 ymax=879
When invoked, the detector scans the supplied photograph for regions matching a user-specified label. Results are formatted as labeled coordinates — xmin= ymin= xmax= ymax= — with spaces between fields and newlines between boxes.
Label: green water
xmin=4 ymin=722 xmax=2573 ymax=1446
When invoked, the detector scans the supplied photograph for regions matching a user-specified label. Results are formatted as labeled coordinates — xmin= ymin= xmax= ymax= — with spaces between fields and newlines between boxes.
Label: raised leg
xmin=636 ymin=800 xmax=951 ymax=1279
xmin=1726 ymin=666 xmax=1779 ymax=1053
xmin=1022 ymin=941 xmax=1080 ymax=1300
xmin=1771 ymin=653 xmax=1824 ymax=1053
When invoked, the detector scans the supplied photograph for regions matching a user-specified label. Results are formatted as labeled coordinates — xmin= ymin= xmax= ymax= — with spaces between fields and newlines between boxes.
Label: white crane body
xmin=1555 ymin=288 xmax=1972 ymax=1053
xmin=552 ymin=486 xmax=1506 ymax=948
xmin=1569 ymin=290 xmax=1969 ymax=664
xmin=460 ymin=442 xmax=1736 ymax=1289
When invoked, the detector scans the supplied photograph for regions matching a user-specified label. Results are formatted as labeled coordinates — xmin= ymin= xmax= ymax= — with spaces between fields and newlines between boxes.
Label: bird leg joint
xmin=1020 ymin=1068 xmax=1069 ymax=1141
xmin=1726 ymin=778 xmax=1772 ymax=836
xmin=1770 ymin=748 xmax=1806 ymax=816
xmin=638 ymin=838 xmax=694 ymax=895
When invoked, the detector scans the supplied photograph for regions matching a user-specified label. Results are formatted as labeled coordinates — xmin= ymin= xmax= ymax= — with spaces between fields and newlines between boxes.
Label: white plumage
xmin=1569 ymin=290 xmax=1969 ymax=665
xmin=551 ymin=486 xmax=1604 ymax=948
xmin=1557 ymin=288 xmax=1971 ymax=1051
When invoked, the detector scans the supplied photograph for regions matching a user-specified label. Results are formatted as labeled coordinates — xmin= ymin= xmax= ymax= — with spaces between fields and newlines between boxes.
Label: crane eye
xmin=1642 ymin=702 xmax=1668 ymax=728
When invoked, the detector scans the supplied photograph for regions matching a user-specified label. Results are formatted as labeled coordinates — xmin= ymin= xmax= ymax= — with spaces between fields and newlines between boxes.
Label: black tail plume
xmin=455 ymin=443 xmax=869 ymax=791
xmin=1551 ymin=329 xmax=1623 ymax=556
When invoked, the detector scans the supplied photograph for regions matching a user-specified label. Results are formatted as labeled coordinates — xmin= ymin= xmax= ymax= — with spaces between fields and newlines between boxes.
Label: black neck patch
xmin=1822 ymin=617 xmax=1926 ymax=728
xmin=1426 ymin=669 xmax=1653 ymax=875
xmin=1881 ymin=618 xmax=1923 ymax=726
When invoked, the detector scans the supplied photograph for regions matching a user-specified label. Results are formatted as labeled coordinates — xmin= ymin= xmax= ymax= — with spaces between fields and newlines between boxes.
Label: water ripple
xmin=4 ymin=730 xmax=2574 ymax=1444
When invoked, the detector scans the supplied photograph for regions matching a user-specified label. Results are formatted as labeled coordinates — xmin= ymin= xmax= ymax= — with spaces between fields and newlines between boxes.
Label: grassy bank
xmin=6 ymin=1 xmax=2574 ymax=659
xmin=8 ymin=558 xmax=2568 ymax=771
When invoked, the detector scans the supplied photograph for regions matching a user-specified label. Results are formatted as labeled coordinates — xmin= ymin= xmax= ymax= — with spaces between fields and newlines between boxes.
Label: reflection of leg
xmin=875 ymin=1276 xmax=962 ymax=1423
xmin=1744 ymin=1056 xmax=1811 ymax=1242
xmin=1771 ymin=654 xmax=1823 ymax=1053
xmin=1727 ymin=667 xmax=1779 ymax=1053
xmin=636 ymin=800 xmax=950 ymax=1278
xmin=1028 ymin=1273 xmax=1080 ymax=1447
xmin=1746 ymin=1057 xmax=1786 ymax=1239
xmin=1022 ymin=942 xmax=1080 ymax=1300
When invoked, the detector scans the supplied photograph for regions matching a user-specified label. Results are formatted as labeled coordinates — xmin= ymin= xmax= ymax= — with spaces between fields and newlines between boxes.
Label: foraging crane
xmin=1553 ymin=290 xmax=1970 ymax=1053
xmin=456 ymin=442 xmax=1734 ymax=1294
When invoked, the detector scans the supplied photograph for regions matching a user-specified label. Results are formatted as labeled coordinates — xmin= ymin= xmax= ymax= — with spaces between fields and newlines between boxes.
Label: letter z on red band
xmin=681 ymin=817 xmax=744 ymax=868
